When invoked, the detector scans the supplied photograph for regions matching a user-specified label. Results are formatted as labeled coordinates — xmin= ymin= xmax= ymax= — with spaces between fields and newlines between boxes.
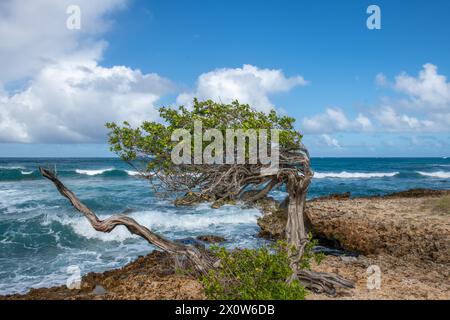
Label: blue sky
xmin=1 ymin=0 xmax=450 ymax=157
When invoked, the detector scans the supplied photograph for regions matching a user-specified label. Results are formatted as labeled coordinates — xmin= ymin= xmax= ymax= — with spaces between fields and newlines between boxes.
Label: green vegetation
xmin=200 ymin=238 xmax=324 ymax=300
xmin=432 ymin=195 xmax=450 ymax=214
xmin=106 ymin=99 xmax=301 ymax=170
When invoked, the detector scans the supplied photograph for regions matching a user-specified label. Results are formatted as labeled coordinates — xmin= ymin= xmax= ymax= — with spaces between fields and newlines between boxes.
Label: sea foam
xmin=75 ymin=168 xmax=114 ymax=176
xmin=46 ymin=204 xmax=261 ymax=242
xmin=314 ymin=171 xmax=399 ymax=179
xmin=417 ymin=171 xmax=450 ymax=179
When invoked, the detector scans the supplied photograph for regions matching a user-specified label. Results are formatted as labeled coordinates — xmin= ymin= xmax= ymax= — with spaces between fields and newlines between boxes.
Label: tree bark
xmin=286 ymin=189 xmax=309 ymax=281
xmin=39 ymin=167 xmax=214 ymax=274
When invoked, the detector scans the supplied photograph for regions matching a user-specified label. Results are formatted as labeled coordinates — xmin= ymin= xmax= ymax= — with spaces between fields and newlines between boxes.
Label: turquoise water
xmin=0 ymin=157 xmax=449 ymax=294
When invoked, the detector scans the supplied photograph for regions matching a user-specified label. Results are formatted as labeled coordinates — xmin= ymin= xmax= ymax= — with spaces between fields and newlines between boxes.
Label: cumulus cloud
xmin=371 ymin=63 xmax=450 ymax=132
xmin=0 ymin=0 xmax=127 ymax=84
xmin=176 ymin=64 xmax=308 ymax=112
xmin=0 ymin=59 xmax=174 ymax=143
xmin=302 ymin=108 xmax=372 ymax=134
xmin=302 ymin=63 xmax=450 ymax=138
xmin=394 ymin=63 xmax=450 ymax=107
xmin=372 ymin=106 xmax=436 ymax=132
xmin=0 ymin=0 xmax=181 ymax=143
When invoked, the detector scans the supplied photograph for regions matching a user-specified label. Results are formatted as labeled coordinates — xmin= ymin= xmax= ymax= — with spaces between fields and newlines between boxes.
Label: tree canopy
xmin=106 ymin=99 xmax=310 ymax=207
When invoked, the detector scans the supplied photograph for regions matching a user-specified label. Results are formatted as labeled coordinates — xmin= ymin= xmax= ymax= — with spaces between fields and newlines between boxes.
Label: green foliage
xmin=200 ymin=238 xmax=322 ymax=300
xmin=426 ymin=195 xmax=450 ymax=215
xmin=106 ymin=99 xmax=302 ymax=172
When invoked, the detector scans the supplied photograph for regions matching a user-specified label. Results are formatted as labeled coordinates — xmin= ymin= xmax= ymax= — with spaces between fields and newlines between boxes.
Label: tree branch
xmin=39 ymin=167 xmax=214 ymax=273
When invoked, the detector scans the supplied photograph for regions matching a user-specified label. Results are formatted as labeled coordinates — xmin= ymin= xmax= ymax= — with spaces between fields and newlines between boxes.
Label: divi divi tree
xmin=40 ymin=99 xmax=353 ymax=294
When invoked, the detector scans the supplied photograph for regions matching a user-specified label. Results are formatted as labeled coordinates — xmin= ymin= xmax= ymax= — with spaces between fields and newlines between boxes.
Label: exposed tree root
xmin=298 ymin=270 xmax=355 ymax=295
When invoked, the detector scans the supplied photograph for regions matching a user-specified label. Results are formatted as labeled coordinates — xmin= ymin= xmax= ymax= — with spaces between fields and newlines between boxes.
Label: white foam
xmin=46 ymin=204 xmax=261 ymax=242
xmin=21 ymin=170 xmax=33 ymax=175
xmin=417 ymin=171 xmax=450 ymax=178
xmin=125 ymin=170 xmax=140 ymax=176
xmin=75 ymin=168 xmax=114 ymax=176
xmin=314 ymin=171 xmax=399 ymax=179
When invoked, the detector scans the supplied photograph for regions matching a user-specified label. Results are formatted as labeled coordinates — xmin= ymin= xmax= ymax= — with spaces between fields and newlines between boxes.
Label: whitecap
xmin=75 ymin=168 xmax=114 ymax=176
xmin=125 ymin=170 xmax=140 ymax=176
xmin=417 ymin=171 xmax=450 ymax=179
xmin=21 ymin=170 xmax=33 ymax=175
xmin=314 ymin=171 xmax=399 ymax=179
xmin=46 ymin=205 xmax=261 ymax=242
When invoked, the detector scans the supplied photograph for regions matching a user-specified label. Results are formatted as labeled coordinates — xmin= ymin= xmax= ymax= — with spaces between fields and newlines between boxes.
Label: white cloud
xmin=372 ymin=106 xmax=436 ymax=132
xmin=0 ymin=0 xmax=127 ymax=84
xmin=394 ymin=63 xmax=450 ymax=107
xmin=375 ymin=72 xmax=387 ymax=86
xmin=302 ymin=108 xmax=372 ymax=134
xmin=303 ymin=63 xmax=450 ymax=138
xmin=0 ymin=59 xmax=174 ymax=143
xmin=0 ymin=0 xmax=177 ymax=143
xmin=321 ymin=134 xmax=342 ymax=149
xmin=176 ymin=64 xmax=308 ymax=112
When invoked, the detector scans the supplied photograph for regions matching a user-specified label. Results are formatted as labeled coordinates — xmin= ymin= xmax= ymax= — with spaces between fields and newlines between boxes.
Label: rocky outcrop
xmin=257 ymin=190 xmax=450 ymax=263
xmin=2 ymin=251 xmax=205 ymax=300
xmin=308 ymin=254 xmax=450 ymax=300
xmin=196 ymin=235 xmax=226 ymax=243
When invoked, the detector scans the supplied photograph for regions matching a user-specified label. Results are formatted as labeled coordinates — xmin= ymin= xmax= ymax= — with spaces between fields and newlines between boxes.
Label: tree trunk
xmin=283 ymin=171 xmax=355 ymax=295
xmin=39 ymin=167 xmax=214 ymax=274
xmin=286 ymin=189 xmax=309 ymax=282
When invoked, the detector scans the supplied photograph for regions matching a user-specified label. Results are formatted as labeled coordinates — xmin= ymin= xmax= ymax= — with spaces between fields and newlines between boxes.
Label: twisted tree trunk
xmin=286 ymin=189 xmax=309 ymax=281
xmin=39 ymin=167 xmax=214 ymax=273
xmin=39 ymin=166 xmax=353 ymax=295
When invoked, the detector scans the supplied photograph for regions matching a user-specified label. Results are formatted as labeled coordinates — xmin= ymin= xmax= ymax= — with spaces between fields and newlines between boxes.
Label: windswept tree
xmin=40 ymin=99 xmax=353 ymax=294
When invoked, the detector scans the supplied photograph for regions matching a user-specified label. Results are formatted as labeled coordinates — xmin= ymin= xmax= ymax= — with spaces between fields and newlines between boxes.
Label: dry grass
xmin=424 ymin=196 xmax=450 ymax=215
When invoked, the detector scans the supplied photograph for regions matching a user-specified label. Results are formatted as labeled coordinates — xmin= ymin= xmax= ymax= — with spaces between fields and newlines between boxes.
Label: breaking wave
xmin=0 ymin=167 xmax=142 ymax=181
xmin=416 ymin=171 xmax=450 ymax=179
xmin=75 ymin=168 xmax=115 ymax=176
xmin=314 ymin=171 xmax=399 ymax=179
xmin=43 ymin=204 xmax=261 ymax=242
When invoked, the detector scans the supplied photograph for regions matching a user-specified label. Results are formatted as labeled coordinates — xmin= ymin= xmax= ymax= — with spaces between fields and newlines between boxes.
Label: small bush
xmin=200 ymin=238 xmax=323 ymax=300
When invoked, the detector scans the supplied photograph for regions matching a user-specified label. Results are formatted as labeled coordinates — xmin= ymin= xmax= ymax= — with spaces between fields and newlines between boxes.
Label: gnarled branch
xmin=39 ymin=167 xmax=214 ymax=273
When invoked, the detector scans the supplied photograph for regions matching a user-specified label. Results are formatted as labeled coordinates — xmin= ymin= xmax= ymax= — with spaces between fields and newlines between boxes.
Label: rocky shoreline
xmin=2 ymin=189 xmax=449 ymax=300
xmin=258 ymin=189 xmax=450 ymax=299
xmin=257 ymin=189 xmax=450 ymax=263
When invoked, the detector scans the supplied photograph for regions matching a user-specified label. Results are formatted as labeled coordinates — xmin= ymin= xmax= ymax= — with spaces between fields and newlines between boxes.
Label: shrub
xmin=200 ymin=238 xmax=324 ymax=300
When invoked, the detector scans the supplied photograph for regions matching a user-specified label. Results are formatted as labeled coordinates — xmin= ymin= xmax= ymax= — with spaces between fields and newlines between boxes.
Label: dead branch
xmin=39 ymin=167 xmax=214 ymax=273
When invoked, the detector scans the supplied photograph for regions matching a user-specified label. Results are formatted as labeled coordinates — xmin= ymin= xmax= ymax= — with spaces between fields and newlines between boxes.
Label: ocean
xmin=0 ymin=157 xmax=449 ymax=294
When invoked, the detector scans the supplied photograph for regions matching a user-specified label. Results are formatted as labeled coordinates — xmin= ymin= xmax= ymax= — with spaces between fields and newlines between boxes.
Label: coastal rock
xmin=257 ymin=209 xmax=286 ymax=240
xmin=257 ymin=190 xmax=450 ymax=263
xmin=175 ymin=237 xmax=206 ymax=248
xmin=1 ymin=251 xmax=205 ymax=300
xmin=307 ymin=254 xmax=450 ymax=300
xmin=196 ymin=235 xmax=226 ymax=243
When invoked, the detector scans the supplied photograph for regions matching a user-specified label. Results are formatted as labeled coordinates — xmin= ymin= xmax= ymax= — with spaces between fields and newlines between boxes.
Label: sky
xmin=1 ymin=0 xmax=450 ymax=157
